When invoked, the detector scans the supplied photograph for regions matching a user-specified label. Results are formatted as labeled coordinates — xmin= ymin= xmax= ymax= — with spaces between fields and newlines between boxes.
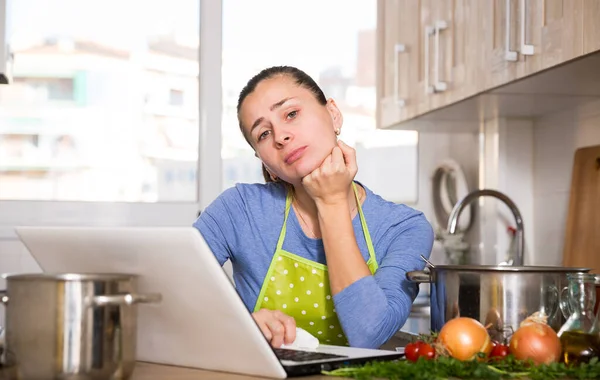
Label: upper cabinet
xmin=377 ymin=0 xmax=418 ymax=128
xmin=483 ymin=0 xmax=584 ymax=88
xmin=583 ymin=0 xmax=600 ymax=55
xmin=377 ymin=0 xmax=484 ymax=128
xmin=429 ymin=0 xmax=485 ymax=109
xmin=377 ymin=0 xmax=600 ymax=129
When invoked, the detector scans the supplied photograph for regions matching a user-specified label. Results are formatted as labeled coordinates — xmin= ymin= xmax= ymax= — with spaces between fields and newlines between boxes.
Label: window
xmin=13 ymin=77 xmax=75 ymax=101
xmin=169 ymin=89 xmax=185 ymax=106
xmin=0 ymin=0 xmax=201 ymax=202
xmin=221 ymin=0 xmax=418 ymax=203
xmin=0 ymin=0 xmax=418 ymax=216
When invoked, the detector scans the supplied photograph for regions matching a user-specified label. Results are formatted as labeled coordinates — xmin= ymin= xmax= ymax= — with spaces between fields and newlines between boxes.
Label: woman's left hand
xmin=302 ymin=140 xmax=357 ymax=205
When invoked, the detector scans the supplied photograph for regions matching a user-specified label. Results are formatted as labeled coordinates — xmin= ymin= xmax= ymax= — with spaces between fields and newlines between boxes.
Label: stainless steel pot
xmin=407 ymin=265 xmax=590 ymax=342
xmin=0 ymin=273 xmax=161 ymax=380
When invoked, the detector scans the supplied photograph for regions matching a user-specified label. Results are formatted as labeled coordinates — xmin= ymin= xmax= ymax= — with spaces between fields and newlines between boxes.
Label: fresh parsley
xmin=322 ymin=356 xmax=600 ymax=379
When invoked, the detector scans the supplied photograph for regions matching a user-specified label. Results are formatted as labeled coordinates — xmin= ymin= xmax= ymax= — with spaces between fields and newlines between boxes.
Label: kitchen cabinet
xmin=377 ymin=0 xmax=429 ymax=128
xmin=482 ymin=0 xmax=520 ymax=88
xmin=430 ymin=0 xmax=483 ymax=109
xmin=376 ymin=0 xmax=481 ymax=128
xmin=376 ymin=0 xmax=600 ymax=130
xmin=583 ymin=0 xmax=600 ymax=55
xmin=531 ymin=0 xmax=583 ymax=72
xmin=481 ymin=0 xmax=583 ymax=89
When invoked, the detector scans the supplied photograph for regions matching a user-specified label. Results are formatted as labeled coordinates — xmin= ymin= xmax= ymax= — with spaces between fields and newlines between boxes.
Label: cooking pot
xmin=0 ymin=273 xmax=161 ymax=380
xmin=407 ymin=265 xmax=590 ymax=342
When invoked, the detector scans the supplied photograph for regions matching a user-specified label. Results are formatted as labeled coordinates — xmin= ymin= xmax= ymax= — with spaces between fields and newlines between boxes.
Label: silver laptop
xmin=14 ymin=226 xmax=403 ymax=378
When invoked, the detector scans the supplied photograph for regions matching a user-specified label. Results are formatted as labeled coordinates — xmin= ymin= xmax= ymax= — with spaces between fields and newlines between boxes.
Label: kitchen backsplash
xmin=532 ymin=99 xmax=600 ymax=266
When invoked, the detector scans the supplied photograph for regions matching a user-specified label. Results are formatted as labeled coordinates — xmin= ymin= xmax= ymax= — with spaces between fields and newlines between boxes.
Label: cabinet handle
xmin=424 ymin=25 xmax=434 ymax=95
xmin=433 ymin=20 xmax=448 ymax=92
xmin=393 ymin=43 xmax=406 ymax=107
xmin=520 ymin=0 xmax=534 ymax=55
xmin=504 ymin=0 xmax=518 ymax=61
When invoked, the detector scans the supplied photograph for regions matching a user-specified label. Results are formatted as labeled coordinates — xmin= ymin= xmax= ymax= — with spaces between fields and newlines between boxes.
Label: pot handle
xmin=559 ymin=286 xmax=571 ymax=319
xmin=89 ymin=293 xmax=162 ymax=307
xmin=406 ymin=270 xmax=432 ymax=283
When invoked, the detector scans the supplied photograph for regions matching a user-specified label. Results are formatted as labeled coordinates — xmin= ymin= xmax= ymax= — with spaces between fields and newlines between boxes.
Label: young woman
xmin=193 ymin=66 xmax=434 ymax=349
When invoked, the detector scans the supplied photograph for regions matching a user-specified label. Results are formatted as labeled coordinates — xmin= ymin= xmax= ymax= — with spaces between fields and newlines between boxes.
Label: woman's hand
xmin=252 ymin=309 xmax=297 ymax=348
xmin=302 ymin=140 xmax=358 ymax=206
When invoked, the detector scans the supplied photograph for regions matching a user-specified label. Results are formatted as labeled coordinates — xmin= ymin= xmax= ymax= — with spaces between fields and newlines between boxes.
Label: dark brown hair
xmin=237 ymin=66 xmax=327 ymax=183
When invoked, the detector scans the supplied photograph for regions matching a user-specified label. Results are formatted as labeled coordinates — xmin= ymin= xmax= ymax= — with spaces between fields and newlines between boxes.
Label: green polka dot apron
xmin=253 ymin=183 xmax=378 ymax=346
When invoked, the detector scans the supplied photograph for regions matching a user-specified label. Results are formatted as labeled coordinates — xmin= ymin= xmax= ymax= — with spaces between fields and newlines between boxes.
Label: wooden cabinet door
xmin=377 ymin=0 xmax=422 ymax=128
xmin=536 ymin=0 xmax=583 ymax=70
xmin=582 ymin=0 xmax=600 ymax=55
xmin=482 ymin=0 xmax=520 ymax=89
xmin=481 ymin=0 xmax=582 ymax=87
xmin=417 ymin=0 xmax=437 ymax=115
xmin=429 ymin=0 xmax=483 ymax=109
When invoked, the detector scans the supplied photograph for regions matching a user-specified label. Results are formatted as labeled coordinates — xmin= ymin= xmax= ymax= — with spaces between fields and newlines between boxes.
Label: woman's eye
xmin=258 ymin=130 xmax=271 ymax=141
xmin=286 ymin=110 xmax=298 ymax=119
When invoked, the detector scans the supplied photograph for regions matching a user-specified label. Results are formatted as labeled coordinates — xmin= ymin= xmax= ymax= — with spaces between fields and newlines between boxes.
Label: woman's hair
xmin=236 ymin=66 xmax=327 ymax=183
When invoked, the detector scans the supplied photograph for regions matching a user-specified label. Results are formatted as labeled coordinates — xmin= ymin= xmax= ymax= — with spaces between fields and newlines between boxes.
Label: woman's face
xmin=239 ymin=76 xmax=342 ymax=185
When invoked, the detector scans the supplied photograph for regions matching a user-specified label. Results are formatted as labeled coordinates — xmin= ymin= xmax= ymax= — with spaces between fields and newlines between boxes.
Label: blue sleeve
xmin=333 ymin=212 xmax=434 ymax=348
xmin=192 ymin=187 xmax=246 ymax=266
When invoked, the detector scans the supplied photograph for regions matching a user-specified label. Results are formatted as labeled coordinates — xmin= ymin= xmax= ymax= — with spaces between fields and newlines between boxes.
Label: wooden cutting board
xmin=562 ymin=145 xmax=600 ymax=273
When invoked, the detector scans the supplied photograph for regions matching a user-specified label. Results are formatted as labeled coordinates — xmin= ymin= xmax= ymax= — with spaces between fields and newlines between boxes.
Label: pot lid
xmin=426 ymin=265 xmax=590 ymax=273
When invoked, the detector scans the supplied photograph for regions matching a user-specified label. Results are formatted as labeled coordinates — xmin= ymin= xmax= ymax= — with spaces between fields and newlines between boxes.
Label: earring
xmin=335 ymin=128 xmax=341 ymax=136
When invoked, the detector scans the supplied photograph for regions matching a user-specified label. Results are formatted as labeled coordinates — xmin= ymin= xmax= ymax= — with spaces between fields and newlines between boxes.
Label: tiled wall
xmin=532 ymin=99 xmax=600 ymax=265
xmin=400 ymin=132 xmax=479 ymax=334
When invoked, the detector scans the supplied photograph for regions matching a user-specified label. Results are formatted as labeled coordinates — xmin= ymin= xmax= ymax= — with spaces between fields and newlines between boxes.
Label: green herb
xmin=322 ymin=356 xmax=600 ymax=380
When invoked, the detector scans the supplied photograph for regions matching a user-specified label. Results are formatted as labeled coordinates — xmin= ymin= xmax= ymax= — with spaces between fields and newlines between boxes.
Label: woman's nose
xmin=274 ymin=129 xmax=292 ymax=146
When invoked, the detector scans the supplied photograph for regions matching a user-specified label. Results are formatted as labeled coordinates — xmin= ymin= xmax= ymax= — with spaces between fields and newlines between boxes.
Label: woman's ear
xmin=326 ymin=98 xmax=343 ymax=134
xmin=262 ymin=163 xmax=278 ymax=182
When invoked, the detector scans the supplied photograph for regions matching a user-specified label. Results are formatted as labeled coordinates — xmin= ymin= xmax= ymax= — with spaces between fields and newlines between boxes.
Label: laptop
xmin=14 ymin=226 xmax=404 ymax=378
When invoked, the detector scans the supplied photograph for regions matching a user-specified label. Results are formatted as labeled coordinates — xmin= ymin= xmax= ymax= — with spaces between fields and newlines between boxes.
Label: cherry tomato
xmin=405 ymin=342 xmax=421 ymax=362
xmin=489 ymin=343 xmax=509 ymax=359
xmin=405 ymin=341 xmax=436 ymax=362
xmin=417 ymin=342 xmax=436 ymax=360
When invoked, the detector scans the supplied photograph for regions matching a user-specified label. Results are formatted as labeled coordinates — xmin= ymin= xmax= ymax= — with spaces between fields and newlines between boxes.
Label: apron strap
xmin=276 ymin=190 xmax=293 ymax=252
xmin=353 ymin=182 xmax=378 ymax=273
xmin=278 ymin=184 xmax=377 ymax=272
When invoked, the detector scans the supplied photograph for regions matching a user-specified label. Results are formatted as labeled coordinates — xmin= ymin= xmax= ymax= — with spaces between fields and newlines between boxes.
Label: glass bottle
xmin=558 ymin=273 xmax=600 ymax=365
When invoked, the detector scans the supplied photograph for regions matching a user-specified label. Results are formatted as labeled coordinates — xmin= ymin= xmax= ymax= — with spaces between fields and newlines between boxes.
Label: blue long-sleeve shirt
xmin=193 ymin=181 xmax=434 ymax=349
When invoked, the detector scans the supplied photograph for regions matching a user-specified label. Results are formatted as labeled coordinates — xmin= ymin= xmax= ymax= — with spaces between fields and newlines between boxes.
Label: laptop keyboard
xmin=273 ymin=348 xmax=348 ymax=362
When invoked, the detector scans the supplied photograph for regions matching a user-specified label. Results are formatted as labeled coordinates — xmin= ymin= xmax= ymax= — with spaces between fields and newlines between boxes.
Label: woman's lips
xmin=284 ymin=146 xmax=308 ymax=165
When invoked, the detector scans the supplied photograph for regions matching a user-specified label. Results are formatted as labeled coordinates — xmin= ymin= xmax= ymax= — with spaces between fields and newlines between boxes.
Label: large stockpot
xmin=0 ymin=273 xmax=161 ymax=380
xmin=407 ymin=265 xmax=590 ymax=342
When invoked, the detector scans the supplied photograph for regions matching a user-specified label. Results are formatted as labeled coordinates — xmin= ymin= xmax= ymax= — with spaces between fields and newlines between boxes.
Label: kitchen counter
xmin=131 ymin=362 xmax=331 ymax=379
xmin=129 ymin=333 xmax=412 ymax=379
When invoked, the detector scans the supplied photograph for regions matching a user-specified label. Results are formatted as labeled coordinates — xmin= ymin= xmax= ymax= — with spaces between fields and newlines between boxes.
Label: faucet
xmin=446 ymin=189 xmax=525 ymax=266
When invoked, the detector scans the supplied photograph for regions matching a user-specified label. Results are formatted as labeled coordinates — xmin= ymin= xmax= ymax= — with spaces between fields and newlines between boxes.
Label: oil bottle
xmin=558 ymin=273 xmax=600 ymax=365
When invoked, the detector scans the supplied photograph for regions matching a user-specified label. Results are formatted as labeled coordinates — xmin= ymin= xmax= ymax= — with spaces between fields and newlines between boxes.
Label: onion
xmin=438 ymin=317 xmax=493 ymax=361
xmin=509 ymin=313 xmax=561 ymax=365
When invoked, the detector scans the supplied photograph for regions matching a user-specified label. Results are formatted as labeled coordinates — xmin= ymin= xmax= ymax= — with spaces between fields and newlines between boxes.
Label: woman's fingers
xmin=252 ymin=309 xmax=297 ymax=348
xmin=266 ymin=319 xmax=286 ymax=348
xmin=279 ymin=312 xmax=297 ymax=344
xmin=337 ymin=140 xmax=357 ymax=174
xmin=255 ymin=319 xmax=273 ymax=342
